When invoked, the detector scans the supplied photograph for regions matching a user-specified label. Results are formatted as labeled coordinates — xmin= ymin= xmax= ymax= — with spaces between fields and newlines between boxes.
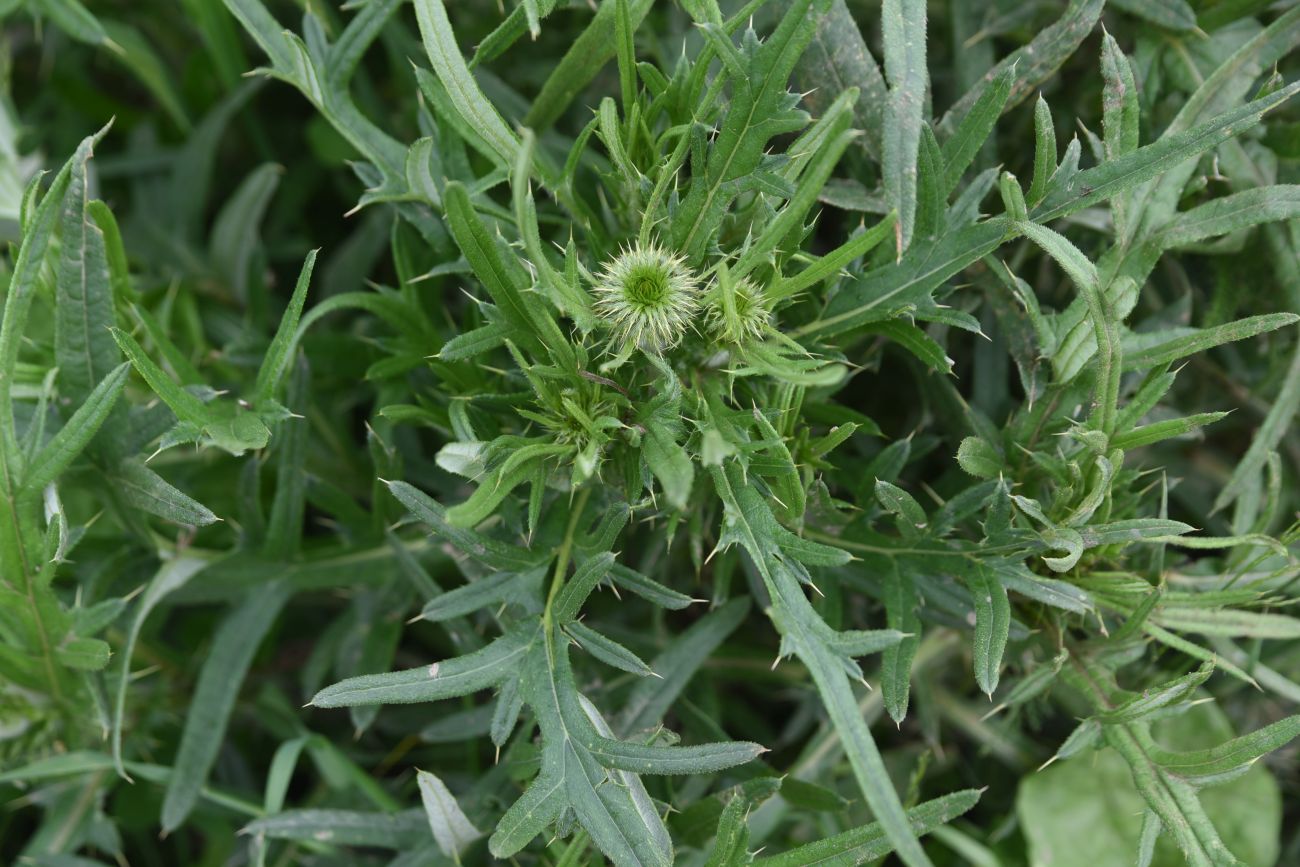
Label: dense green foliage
xmin=2 ymin=0 xmax=1300 ymax=864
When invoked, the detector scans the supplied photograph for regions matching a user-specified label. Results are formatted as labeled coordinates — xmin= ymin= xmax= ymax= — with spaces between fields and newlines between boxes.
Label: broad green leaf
xmin=956 ymin=436 xmax=1002 ymax=479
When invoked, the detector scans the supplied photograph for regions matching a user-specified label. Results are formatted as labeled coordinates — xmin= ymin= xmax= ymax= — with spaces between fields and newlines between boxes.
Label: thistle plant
xmin=3 ymin=1 xmax=1300 ymax=866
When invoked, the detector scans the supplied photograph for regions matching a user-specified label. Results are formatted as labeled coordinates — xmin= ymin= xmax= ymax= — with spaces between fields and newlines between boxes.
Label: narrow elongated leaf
xmin=619 ymin=598 xmax=749 ymax=735
xmin=416 ymin=769 xmax=482 ymax=858
xmin=880 ymin=0 xmax=926 ymax=250
xmin=967 ymin=565 xmax=1010 ymax=697
xmin=754 ymin=789 xmax=981 ymax=866
xmin=252 ymin=251 xmax=317 ymax=405
xmin=56 ymin=132 xmax=120 ymax=406
xmin=1148 ymin=715 xmax=1300 ymax=779
xmin=162 ymin=580 xmax=291 ymax=831
xmin=414 ymin=0 xmax=519 ymax=171
xmin=937 ymin=0 xmax=1104 ymax=136
xmin=243 ymin=809 xmax=430 ymax=848
xmin=565 ymin=621 xmax=654 ymax=677
xmin=798 ymin=0 xmax=887 ymax=157
xmin=23 ymin=363 xmax=129 ymax=492
xmin=310 ymin=628 xmax=535 ymax=706
xmin=588 ymin=737 xmax=764 ymax=775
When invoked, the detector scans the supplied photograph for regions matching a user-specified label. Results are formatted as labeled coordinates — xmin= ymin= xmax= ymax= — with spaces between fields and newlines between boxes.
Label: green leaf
xmin=253 ymin=251 xmax=317 ymax=406
xmin=1109 ymin=0 xmax=1197 ymax=32
xmin=798 ymin=0 xmax=887 ymax=158
xmin=56 ymin=132 xmax=120 ymax=408
xmin=587 ymin=736 xmax=764 ymax=775
xmin=1123 ymin=313 xmax=1299 ymax=371
xmin=109 ymin=460 xmax=219 ymax=526
xmin=33 ymin=0 xmax=111 ymax=45
xmin=1019 ymin=703 xmax=1282 ymax=867
xmin=1148 ymin=715 xmax=1300 ymax=780
xmin=387 ymin=480 xmax=541 ymax=572
xmin=672 ymin=0 xmax=831 ymax=261
xmin=956 ymin=436 xmax=1002 ymax=479
xmin=880 ymin=0 xmax=927 ymax=250
xmin=310 ymin=628 xmax=535 ymax=707
xmin=1034 ymin=81 xmax=1300 ymax=223
xmin=442 ymin=182 xmax=569 ymax=365
xmin=413 ymin=0 xmax=520 ymax=172
xmin=243 ymin=809 xmax=431 ymax=849
xmin=113 ymin=558 xmax=209 ymax=779
xmin=565 ymin=621 xmax=655 ymax=677
xmin=209 ymin=162 xmax=280 ymax=303
xmin=23 ymin=363 xmax=129 ymax=492
xmin=1 ymin=135 xmax=86 ymax=465
xmin=643 ymin=418 xmax=693 ymax=512
xmin=941 ymin=63 xmax=1014 ymax=195
xmin=1110 ymin=412 xmax=1228 ymax=450
xmin=524 ymin=0 xmax=654 ymax=130
xmin=966 ymin=565 xmax=1010 ymax=697
xmin=162 ymin=580 xmax=291 ymax=832
xmin=54 ymin=636 xmax=111 ymax=671
xmin=619 ymin=598 xmax=749 ymax=735
xmin=754 ymin=790 xmax=982 ymax=867
xmin=1100 ymin=664 xmax=1213 ymax=724
xmin=712 ymin=465 xmax=929 ymax=867
xmin=937 ymin=0 xmax=1104 ymax=137
xmin=1101 ymin=32 xmax=1140 ymax=161
xmin=799 ymin=218 xmax=1010 ymax=340
xmin=552 ymin=552 xmax=617 ymax=623
xmin=416 ymin=768 xmax=482 ymax=859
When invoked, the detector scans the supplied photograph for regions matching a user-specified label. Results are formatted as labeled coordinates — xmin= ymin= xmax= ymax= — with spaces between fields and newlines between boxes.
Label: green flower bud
xmin=593 ymin=242 xmax=700 ymax=351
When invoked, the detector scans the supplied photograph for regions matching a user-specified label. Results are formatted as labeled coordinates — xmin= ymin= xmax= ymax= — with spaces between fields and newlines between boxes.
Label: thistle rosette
xmin=592 ymin=242 xmax=700 ymax=351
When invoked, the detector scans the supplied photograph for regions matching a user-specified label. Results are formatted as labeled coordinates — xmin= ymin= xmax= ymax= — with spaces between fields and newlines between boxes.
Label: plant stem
xmin=543 ymin=486 xmax=593 ymax=656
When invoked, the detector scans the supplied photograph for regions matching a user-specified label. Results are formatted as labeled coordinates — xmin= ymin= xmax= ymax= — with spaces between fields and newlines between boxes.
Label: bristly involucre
xmin=592 ymin=242 xmax=700 ymax=351
xmin=705 ymin=277 xmax=773 ymax=345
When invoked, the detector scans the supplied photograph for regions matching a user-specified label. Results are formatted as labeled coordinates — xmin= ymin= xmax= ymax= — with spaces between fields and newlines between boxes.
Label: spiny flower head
xmin=705 ymin=276 xmax=773 ymax=345
xmin=592 ymin=242 xmax=700 ymax=351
